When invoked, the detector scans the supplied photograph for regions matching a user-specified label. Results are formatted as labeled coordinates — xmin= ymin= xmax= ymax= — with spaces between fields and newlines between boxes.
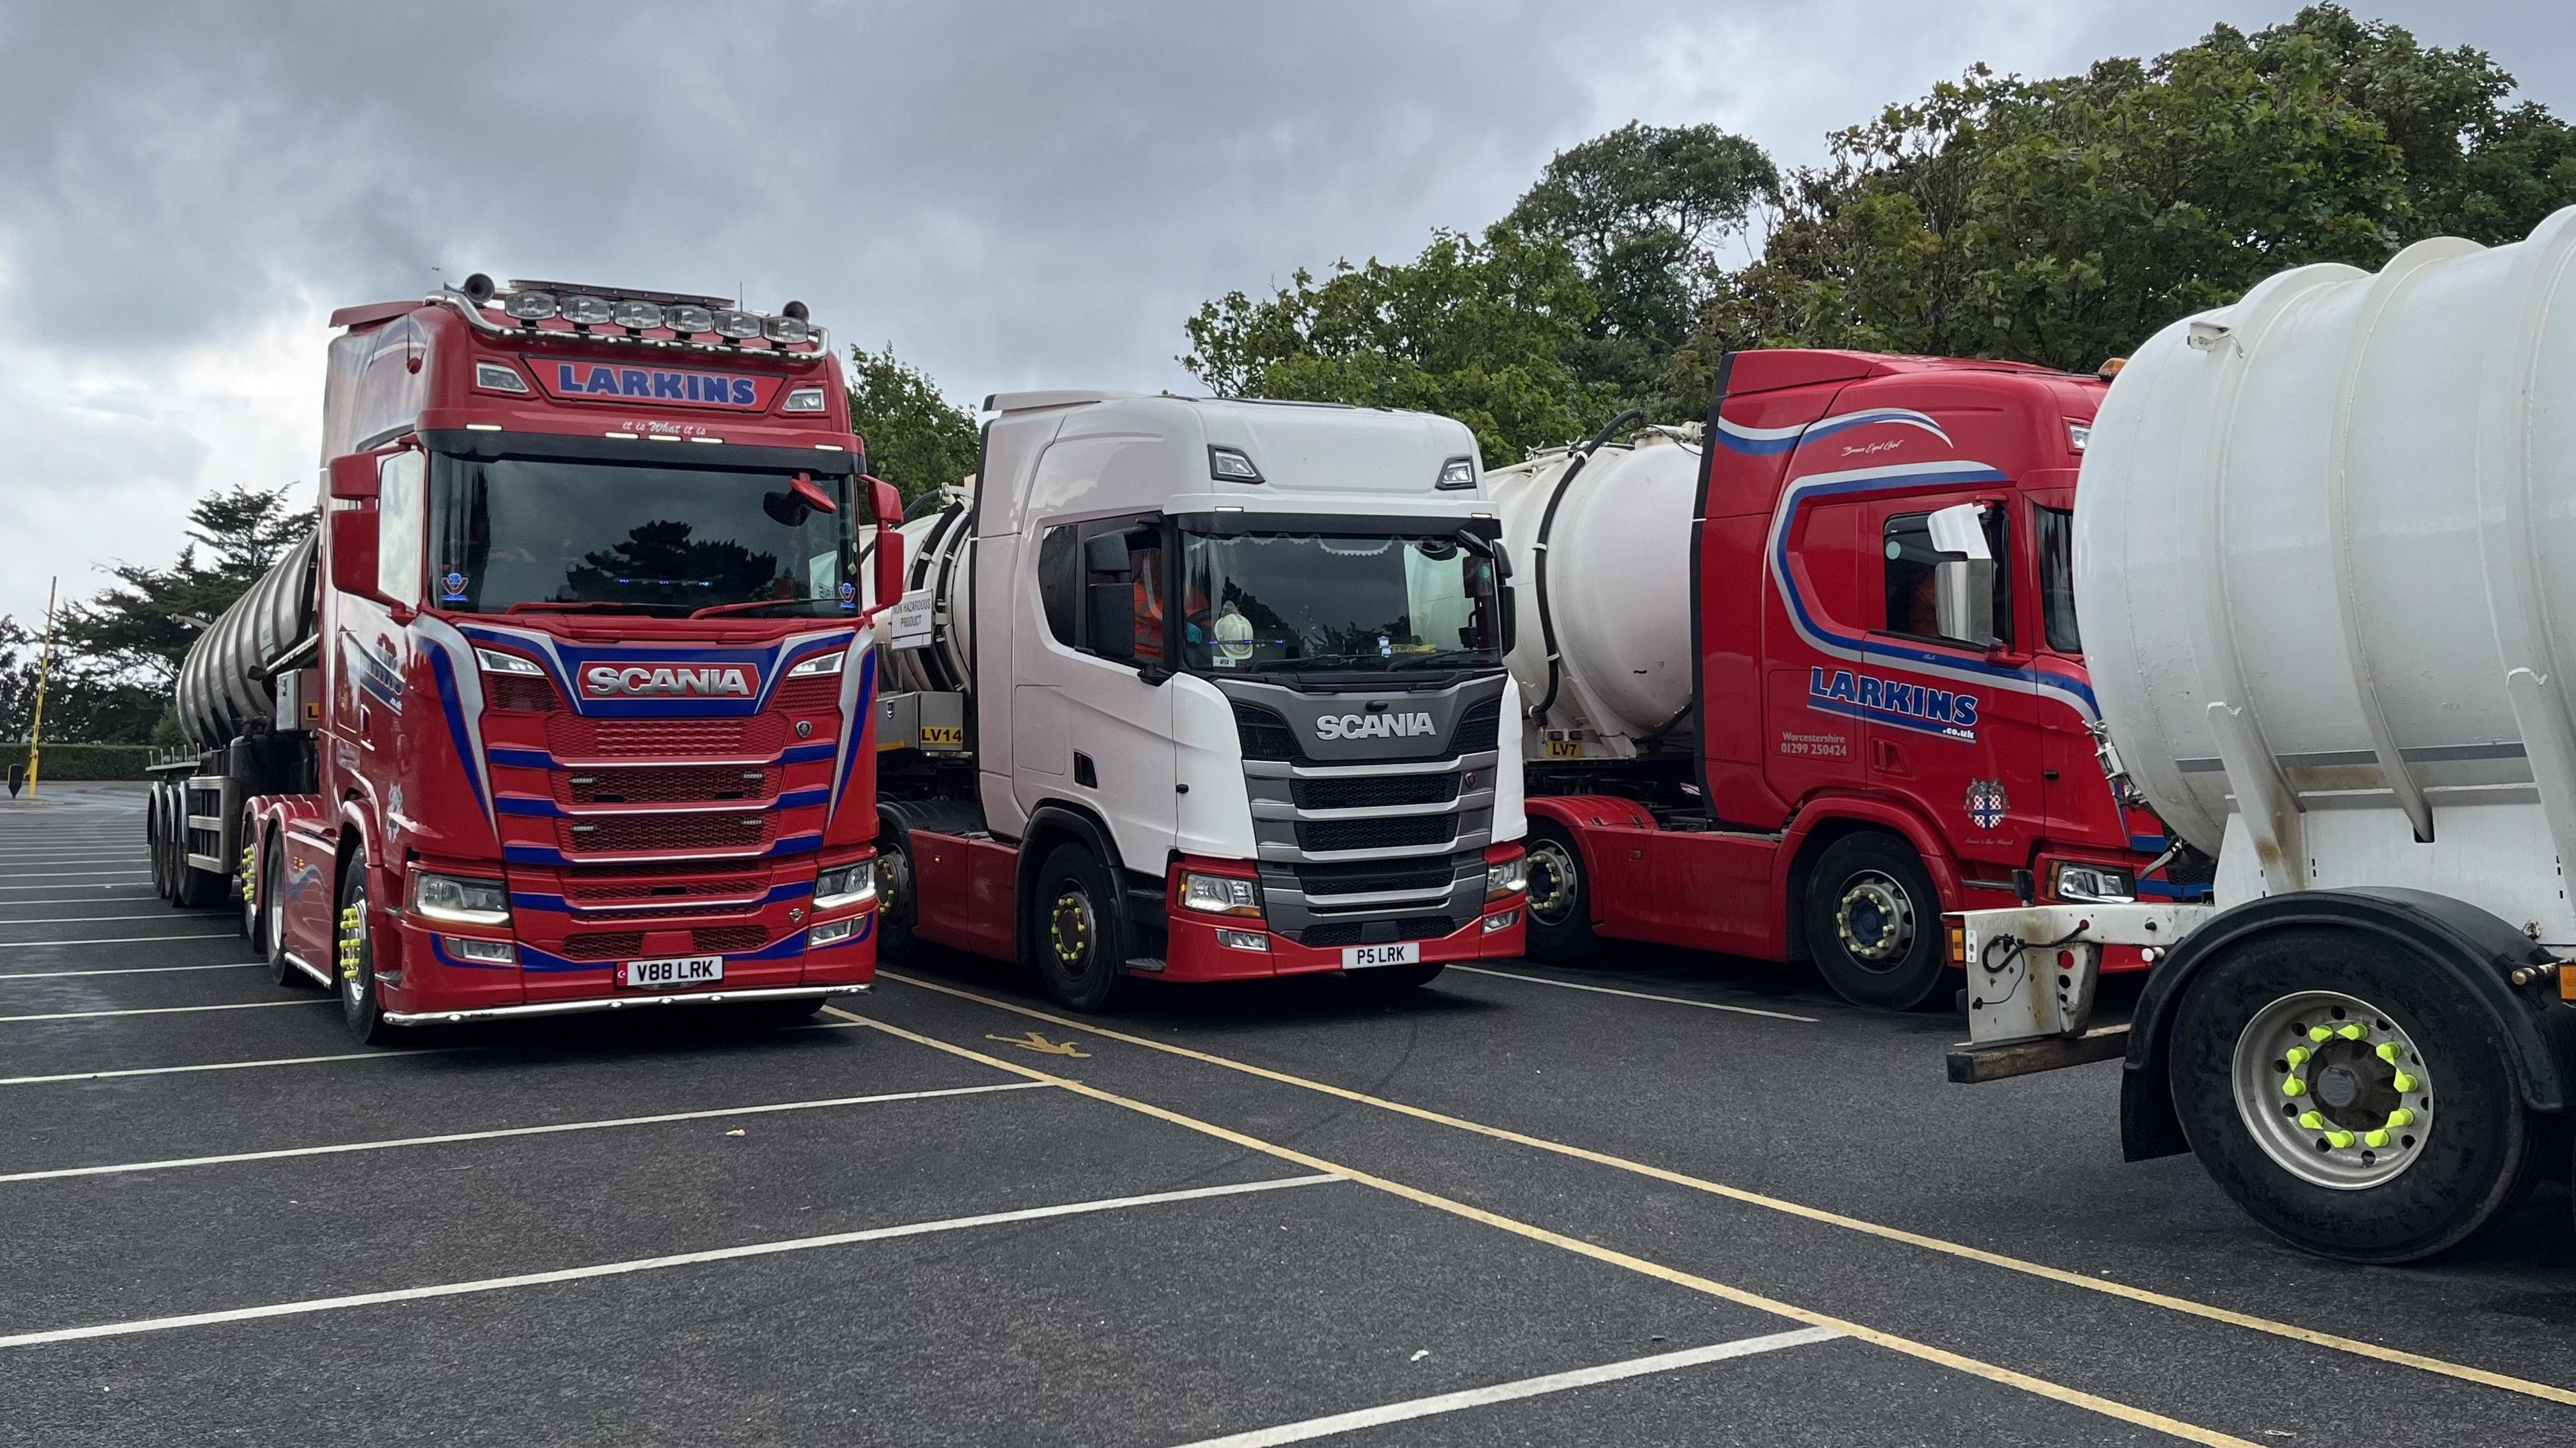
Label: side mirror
xmin=1499 ymin=584 xmax=1519 ymax=655
xmin=872 ymin=531 xmax=906 ymax=613
xmin=328 ymin=452 xmax=380 ymax=502
xmin=329 ymin=507 xmax=381 ymax=601
xmin=1086 ymin=581 xmax=1136 ymax=663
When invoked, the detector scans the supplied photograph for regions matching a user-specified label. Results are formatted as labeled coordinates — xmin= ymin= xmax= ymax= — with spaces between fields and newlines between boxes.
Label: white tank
xmin=1488 ymin=426 xmax=1701 ymax=759
xmin=872 ymin=484 xmax=977 ymax=695
xmin=2080 ymin=206 xmax=2576 ymax=924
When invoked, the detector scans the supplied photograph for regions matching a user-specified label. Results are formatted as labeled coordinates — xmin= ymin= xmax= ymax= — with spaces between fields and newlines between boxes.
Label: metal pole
xmin=26 ymin=577 xmax=56 ymax=799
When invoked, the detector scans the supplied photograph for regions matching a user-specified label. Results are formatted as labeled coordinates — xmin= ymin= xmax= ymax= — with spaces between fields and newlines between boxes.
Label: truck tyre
xmin=1029 ymin=842 xmax=1125 ymax=1013
xmin=335 ymin=853 xmax=400 ymax=1046
xmin=1522 ymin=820 xmax=1600 ymax=962
xmin=260 ymin=831 xmax=303 ymax=988
xmin=873 ymin=834 xmax=920 ymax=966
xmin=172 ymin=846 xmax=225 ymax=910
xmin=146 ymin=796 xmax=171 ymax=900
xmin=1803 ymin=832 xmax=1946 ymax=1010
xmin=2166 ymin=926 xmax=2535 ymax=1264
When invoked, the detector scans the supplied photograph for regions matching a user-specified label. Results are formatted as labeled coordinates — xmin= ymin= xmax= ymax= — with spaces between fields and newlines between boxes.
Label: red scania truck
xmin=1488 ymin=350 xmax=2206 ymax=1009
xmin=146 ymin=274 xmax=906 ymax=1042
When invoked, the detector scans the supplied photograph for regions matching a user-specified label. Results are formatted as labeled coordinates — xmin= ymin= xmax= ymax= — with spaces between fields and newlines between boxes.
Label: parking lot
xmin=3 ymin=781 xmax=2571 ymax=1446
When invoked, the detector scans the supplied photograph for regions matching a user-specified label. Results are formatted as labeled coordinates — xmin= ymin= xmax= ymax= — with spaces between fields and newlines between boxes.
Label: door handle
xmin=1871 ymin=738 xmax=1901 ymax=773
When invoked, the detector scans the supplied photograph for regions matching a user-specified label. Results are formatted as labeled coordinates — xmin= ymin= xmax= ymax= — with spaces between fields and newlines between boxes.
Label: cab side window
xmin=1882 ymin=508 xmax=2011 ymax=649
xmin=1036 ymin=526 xmax=1079 ymax=648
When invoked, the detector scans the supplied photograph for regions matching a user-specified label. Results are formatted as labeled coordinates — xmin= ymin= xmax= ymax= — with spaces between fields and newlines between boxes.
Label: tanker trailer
xmin=1951 ymin=210 xmax=2576 ymax=1262
xmin=146 ymin=534 xmax=319 ymax=913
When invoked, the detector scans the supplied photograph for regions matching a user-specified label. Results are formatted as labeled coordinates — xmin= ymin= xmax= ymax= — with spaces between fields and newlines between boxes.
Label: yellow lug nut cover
xmin=2375 ymin=1042 xmax=2402 ymax=1063
xmin=2337 ymin=1023 xmax=2366 ymax=1040
xmin=2283 ymin=1076 xmax=2308 ymax=1097
xmin=2308 ymin=1027 xmax=2333 ymax=1043
xmin=2286 ymin=1046 xmax=2311 ymax=1067
xmin=2365 ymin=1130 xmax=2392 ymax=1149
xmin=2298 ymin=1111 xmax=2324 ymax=1131
xmin=2325 ymin=1131 xmax=2357 ymax=1149
xmin=2393 ymin=1072 xmax=2420 ymax=1093
xmin=2385 ymin=1108 xmax=2415 ymax=1127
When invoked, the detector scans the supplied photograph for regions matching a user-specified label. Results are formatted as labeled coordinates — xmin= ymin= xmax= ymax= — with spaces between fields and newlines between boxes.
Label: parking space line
xmin=835 ymin=1008 xmax=2258 ymax=1448
xmin=1448 ymin=966 xmax=1821 ymax=1022
xmin=0 ymin=932 xmax=241 ymax=948
xmin=0 ymin=873 xmax=152 ymax=881
xmin=877 ymin=973 xmax=2576 ymax=1410
xmin=0 ymin=999 xmax=323 ymax=1023
xmin=0 ymin=962 xmax=261 ymax=981
xmin=1167 ymin=1326 xmax=1843 ymax=1447
xmin=0 ymin=913 xmax=191 ymax=926
xmin=0 ymin=1172 xmax=1341 ymax=1349
xmin=0 ymin=895 xmax=165 ymax=907
xmin=0 ymin=1080 xmax=1053 ymax=1183
xmin=0 ymin=1017 xmax=871 ymax=1087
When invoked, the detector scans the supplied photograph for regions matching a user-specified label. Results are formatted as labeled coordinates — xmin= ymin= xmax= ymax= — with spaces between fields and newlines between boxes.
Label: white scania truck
xmin=1951 ymin=211 xmax=2576 ymax=1262
xmin=866 ymin=392 xmax=1530 ymax=1009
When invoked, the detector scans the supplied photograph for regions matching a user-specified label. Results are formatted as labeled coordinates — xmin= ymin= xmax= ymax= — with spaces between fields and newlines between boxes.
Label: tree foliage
xmin=60 ymin=484 xmax=311 ymax=690
xmin=1507 ymin=121 xmax=1776 ymax=407
xmin=1699 ymin=5 xmax=2576 ymax=372
xmin=847 ymin=344 xmax=981 ymax=502
xmin=1181 ymin=223 xmax=1619 ymax=462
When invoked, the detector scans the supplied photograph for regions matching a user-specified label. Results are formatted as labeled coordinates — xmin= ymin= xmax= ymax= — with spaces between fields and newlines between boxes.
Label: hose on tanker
xmin=1525 ymin=408 xmax=1647 ymax=722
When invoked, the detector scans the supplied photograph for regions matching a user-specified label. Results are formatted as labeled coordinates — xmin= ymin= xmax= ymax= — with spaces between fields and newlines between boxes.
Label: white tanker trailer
xmin=1953 ymin=210 xmax=2576 ymax=1263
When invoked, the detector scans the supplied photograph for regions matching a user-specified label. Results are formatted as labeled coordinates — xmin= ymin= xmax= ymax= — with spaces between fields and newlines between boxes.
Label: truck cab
xmin=871 ymin=392 xmax=1529 ymax=1008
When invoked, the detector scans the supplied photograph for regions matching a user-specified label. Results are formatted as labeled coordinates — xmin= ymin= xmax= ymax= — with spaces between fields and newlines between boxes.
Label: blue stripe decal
xmin=777 ymin=786 xmax=830 ymax=811
xmin=771 ymin=832 xmax=822 ymax=857
xmin=425 ymin=647 xmax=490 ymax=822
xmin=487 ymin=746 xmax=552 ymax=769
xmin=507 ymin=879 xmax=818 ymax=917
xmin=829 ymin=648 xmax=879 ymax=824
xmin=496 ymin=795 xmax=557 ymax=817
xmin=515 ymin=930 xmax=812 ymax=974
xmin=455 ymin=624 xmax=857 ymax=720
xmin=1807 ymin=698 xmax=1978 ymax=739
xmin=781 ymin=742 xmax=837 ymax=764
xmin=1716 ymin=406 xmax=1952 ymax=457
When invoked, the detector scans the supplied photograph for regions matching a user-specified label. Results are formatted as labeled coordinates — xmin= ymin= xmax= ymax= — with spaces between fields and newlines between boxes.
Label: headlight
xmin=786 ymin=650 xmax=845 ymax=678
xmin=815 ymin=860 xmax=877 ymax=911
xmin=1485 ymin=854 xmax=1527 ymax=901
xmin=782 ymin=385 xmax=827 ymax=413
xmin=2051 ymin=861 xmax=2135 ymax=903
xmin=474 ymin=647 xmax=544 ymax=675
xmin=1181 ymin=871 xmax=1262 ymax=917
xmin=2067 ymin=421 xmax=2092 ymax=453
xmin=413 ymin=871 xmax=511 ymax=926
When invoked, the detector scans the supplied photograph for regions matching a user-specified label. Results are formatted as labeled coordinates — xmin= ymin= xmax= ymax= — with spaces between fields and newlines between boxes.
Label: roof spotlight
xmin=610 ymin=299 xmax=666 ymax=331
xmin=710 ymin=309 xmax=764 ymax=340
xmin=762 ymin=313 xmax=812 ymax=344
xmin=502 ymin=290 xmax=557 ymax=321
xmin=559 ymin=294 xmax=616 ymax=326
xmin=665 ymin=304 xmax=714 ymax=334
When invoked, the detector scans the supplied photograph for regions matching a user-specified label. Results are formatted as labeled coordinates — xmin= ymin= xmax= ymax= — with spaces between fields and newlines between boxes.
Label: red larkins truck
xmin=146 ymin=274 xmax=906 ymax=1043
xmin=1488 ymin=350 xmax=2206 ymax=1009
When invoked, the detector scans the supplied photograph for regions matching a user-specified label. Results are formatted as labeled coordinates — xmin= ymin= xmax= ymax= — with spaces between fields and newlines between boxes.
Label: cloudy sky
xmin=1 ymin=0 xmax=2568 ymax=636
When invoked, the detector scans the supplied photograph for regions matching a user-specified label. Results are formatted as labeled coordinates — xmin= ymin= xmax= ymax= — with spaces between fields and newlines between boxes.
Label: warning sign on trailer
xmin=890 ymin=591 xmax=935 ymax=650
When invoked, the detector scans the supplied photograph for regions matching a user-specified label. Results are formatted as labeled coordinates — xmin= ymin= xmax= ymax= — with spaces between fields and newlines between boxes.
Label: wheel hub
xmin=1049 ymin=890 xmax=1094 ymax=967
xmin=1525 ymin=841 xmax=1578 ymax=926
xmin=1835 ymin=873 xmax=1915 ymax=966
xmin=2233 ymin=990 xmax=2433 ymax=1189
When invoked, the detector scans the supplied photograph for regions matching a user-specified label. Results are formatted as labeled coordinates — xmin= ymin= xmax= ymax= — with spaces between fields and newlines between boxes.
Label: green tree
xmin=1182 ymin=223 xmax=1618 ymax=462
xmin=847 ymin=344 xmax=980 ymax=503
xmin=59 ymin=484 xmax=312 ymax=689
xmin=1700 ymin=6 xmax=2576 ymax=373
xmin=1507 ymin=121 xmax=1777 ymax=410
xmin=0 ymin=616 xmax=164 ymax=746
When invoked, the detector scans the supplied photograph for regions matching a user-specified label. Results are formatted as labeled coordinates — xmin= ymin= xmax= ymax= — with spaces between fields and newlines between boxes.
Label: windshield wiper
xmin=689 ymin=598 xmax=843 ymax=620
xmin=502 ymin=600 xmax=686 ymax=616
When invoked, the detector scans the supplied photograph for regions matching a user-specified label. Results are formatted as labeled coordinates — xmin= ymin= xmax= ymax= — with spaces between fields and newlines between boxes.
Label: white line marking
xmin=0 ymin=895 xmax=162 ymax=905
xmin=0 ymin=1017 xmax=875 ymax=1086
xmin=0 ymin=907 xmax=184 ymax=917
xmin=0 ymin=962 xmax=261 ymax=981
xmin=1166 ymin=1327 xmax=1843 ymax=1447
xmin=0 ymin=871 xmax=153 ymax=880
xmin=0 ymin=1081 xmax=1053 ymax=1183
xmin=0 ymin=999 xmax=329 ymax=1023
xmin=0 ymin=932 xmax=239 ymax=949
xmin=1449 ymin=966 xmax=1821 ymax=1023
xmin=0 ymin=1173 xmax=1342 ymax=1347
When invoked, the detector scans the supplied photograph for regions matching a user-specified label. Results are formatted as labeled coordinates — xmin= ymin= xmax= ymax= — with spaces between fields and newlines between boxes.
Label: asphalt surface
xmin=3 ymin=781 xmax=2571 ymax=1446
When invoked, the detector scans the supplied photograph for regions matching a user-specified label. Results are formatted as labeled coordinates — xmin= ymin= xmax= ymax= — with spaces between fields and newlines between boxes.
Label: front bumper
xmin=1148 ymin=903 xmax=1525 ymax=983
xmin=382 ymin=982 xmax=867 ymax=1027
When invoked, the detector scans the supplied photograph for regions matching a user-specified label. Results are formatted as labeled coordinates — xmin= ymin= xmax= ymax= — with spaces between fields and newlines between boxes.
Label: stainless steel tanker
xmin=1953 ymin=207 xmax=2576 ymax=1265
xmin=173 ymin=535 xmax=317 ymax=752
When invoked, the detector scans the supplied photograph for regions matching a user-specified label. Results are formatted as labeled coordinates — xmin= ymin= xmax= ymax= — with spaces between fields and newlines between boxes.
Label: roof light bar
xmin=439 ymin=278 xmax=830 ymax=355
xmin=559 ymin=294 xmax=615 ymax=326
xmin=610 ymin=299 xmax=665 ymax=331
xmin=710 ymin=309 xmax=764 ymax=340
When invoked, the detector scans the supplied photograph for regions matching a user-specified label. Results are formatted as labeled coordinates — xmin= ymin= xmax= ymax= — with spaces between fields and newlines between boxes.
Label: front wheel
xmin=1028 ymin=842 xmax=1126 ymax=1012
xmin=1801 ymin=832 xmax=1947 ymax=1010
xmin=2167 ymin=928 xmax=2534 ymax=1264
xmin=1521 ymin=822 xmax=1599 ymax=962
xmin=336 ymin=855 xmax=400 ymax=1046
xmin=873 ymin=833 xmax=920 ymax=966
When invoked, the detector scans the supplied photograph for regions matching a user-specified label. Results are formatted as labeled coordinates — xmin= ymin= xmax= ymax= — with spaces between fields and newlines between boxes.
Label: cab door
xmin=1860 ymin=496 xmax=2045 ymax=885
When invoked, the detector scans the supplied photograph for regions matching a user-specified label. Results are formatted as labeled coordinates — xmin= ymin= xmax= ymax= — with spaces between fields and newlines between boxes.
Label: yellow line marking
xmin=877 ymin=970 xmax=2576 ymax=1409
xmin=828 ymin=1006 xmax=2258 ymax=1448
xmin=983 ymin=1029 xmax=1090 ymax=1057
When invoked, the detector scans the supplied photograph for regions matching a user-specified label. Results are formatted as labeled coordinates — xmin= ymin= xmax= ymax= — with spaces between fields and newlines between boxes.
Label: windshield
xmin=2035 ymin=505 xmax=2080 ymax=653
xmin=1177 ymin=531 xmax=1504 ymax=675
xmin=427 ymin=455 xmax=858 ymax=616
